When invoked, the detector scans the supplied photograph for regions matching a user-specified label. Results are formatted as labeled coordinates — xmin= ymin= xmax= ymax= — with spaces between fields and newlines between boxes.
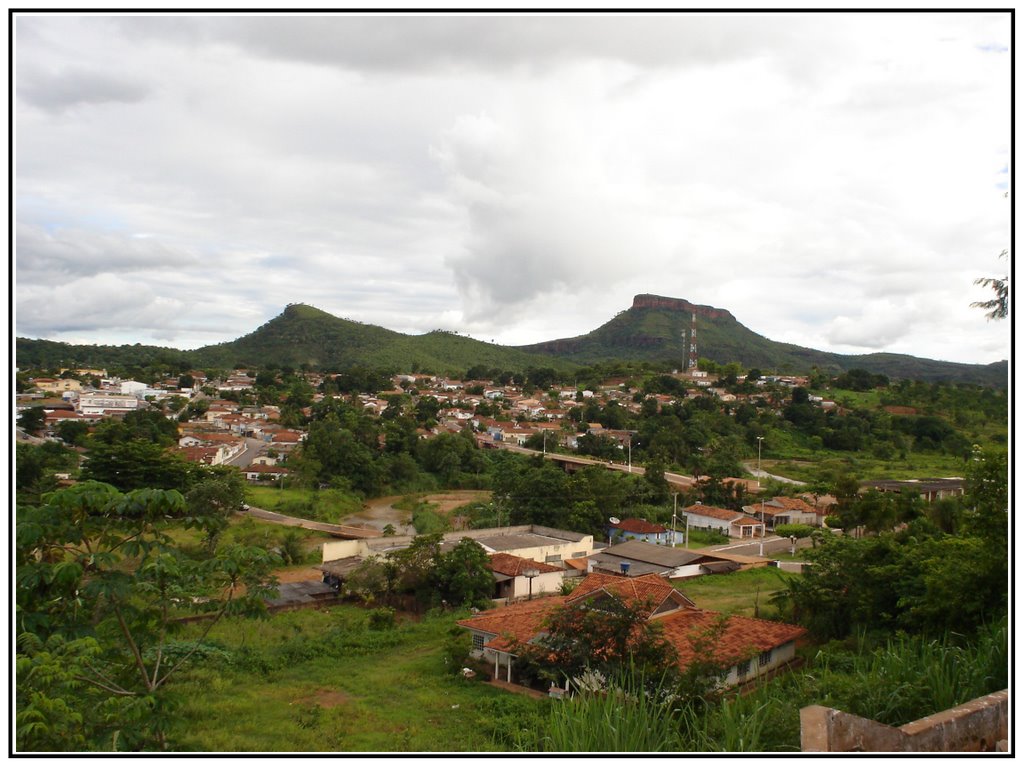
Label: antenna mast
xmin=688 ymin=312 xmax=698 ymax=371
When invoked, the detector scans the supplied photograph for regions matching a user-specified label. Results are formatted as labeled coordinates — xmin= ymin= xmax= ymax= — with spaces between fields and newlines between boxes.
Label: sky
xmin=13 ymin=11 xmax=1012 ymax=365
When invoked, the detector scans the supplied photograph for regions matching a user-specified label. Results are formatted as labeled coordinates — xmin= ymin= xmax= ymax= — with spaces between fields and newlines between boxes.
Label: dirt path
xmin=342 ymin=490 xmax=492 ymax=534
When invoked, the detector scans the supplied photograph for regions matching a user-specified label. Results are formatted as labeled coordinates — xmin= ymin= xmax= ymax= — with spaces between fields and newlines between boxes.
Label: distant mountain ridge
xmin=518 ymin=294 xmax=1007 ymax=386
xmin=15 ymin=296 xmax=1007 ymax=386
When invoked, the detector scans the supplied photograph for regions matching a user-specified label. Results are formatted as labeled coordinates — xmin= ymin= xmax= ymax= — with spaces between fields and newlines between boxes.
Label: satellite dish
xmin=609 ymin=517 xmax=620 ymax=525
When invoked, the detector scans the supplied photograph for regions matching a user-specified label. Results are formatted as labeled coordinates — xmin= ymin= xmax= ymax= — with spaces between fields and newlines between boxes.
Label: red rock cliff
xmin=631 ymin=294 xmax=734 ymax=320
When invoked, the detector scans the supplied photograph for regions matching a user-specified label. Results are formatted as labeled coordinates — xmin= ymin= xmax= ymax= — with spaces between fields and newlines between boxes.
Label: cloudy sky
xmin=14 ymin=12 xmax=1011 ymax=365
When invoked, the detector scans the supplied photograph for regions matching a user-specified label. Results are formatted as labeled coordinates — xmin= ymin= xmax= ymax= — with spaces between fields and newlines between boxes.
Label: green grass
xmin=245 ymin=486 xmax=315 ymax=510
xmin=244 ymin=486 xmax=364 ymax=523
xmin=673 ymin=568 xmax=792 ymax=618
xmin=168 ymin=606 xmax=539 ymax=752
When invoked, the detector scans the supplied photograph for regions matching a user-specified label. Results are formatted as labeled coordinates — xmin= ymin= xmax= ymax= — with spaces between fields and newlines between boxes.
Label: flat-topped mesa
xmin=631 ymin=294 xmax=735 ymax=321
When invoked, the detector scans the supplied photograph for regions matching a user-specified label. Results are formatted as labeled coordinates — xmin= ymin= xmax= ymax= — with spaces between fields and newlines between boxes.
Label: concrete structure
xmin=489 ymin=553 xmax=564 ymax=601
xmin=32 ymin=378 xmax=82 ymax=393
xmin=588 ymin=540 xmax=738 ymax=579
xmin=743 ymin=497 xmax=819 ymax=531
xmin=608 ymin=517 xmax=683 ymax=545
xmin=862 ymin=478 xmax=965 ymax=504
xmin=684 ymin=503 xmax=764 ymax=539
xmin=77 ymin=393 xmax=142 ymax=415
xmin=800 ymin=690 xmax=1008 ymax=752
xmin=322 ymin=524 xmax=594 ymax=566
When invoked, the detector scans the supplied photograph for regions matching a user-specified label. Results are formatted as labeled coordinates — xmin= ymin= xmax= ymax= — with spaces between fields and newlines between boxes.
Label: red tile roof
xmin=658 ymin=609 xmax=805 ymax=669
xmin=489 ymin=553 xmax=563 ymax=577
xmin=769 ymin=497 xmax=816 ymax=513
xmin=567 ymin=572 xmax=695 ymax=615
xmin=456 ymin=572 xmax=804 ymax=669
xmin=615 ymin=518 xmax=666 ymax=534
xmin=457 ymin=596 xmax=566 ymax=651
xmin=684 ymin=504 xmax=741 ymax=521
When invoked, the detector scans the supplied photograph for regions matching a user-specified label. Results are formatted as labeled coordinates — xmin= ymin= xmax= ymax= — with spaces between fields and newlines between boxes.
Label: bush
xmin=367 ymin=607 xmax=396 ymax=631
xmin=441 ymin=626 xmax=472 ymax=675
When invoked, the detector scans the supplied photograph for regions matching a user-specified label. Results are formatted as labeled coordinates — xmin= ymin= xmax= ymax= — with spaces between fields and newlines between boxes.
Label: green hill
xmin=15 ymin=298 xmax=1007 ymax=386
xmin=15 ymin=304 xmax=573 ymax=376
xmin=187 ymin=303 xmax=573 ymax=373
xmin=518 ymin=294 xmax=1007 ymax=386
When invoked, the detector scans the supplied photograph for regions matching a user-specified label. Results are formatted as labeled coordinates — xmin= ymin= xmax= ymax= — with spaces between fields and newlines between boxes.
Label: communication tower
xmin=688 ymin=312 xmax=698 ymax=371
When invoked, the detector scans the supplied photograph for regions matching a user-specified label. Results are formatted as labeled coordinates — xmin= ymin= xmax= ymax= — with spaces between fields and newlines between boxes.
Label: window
xmin=472 ymin=634 xmax=484 ymax=649
xmin=545 ymin=555 xmax=562 ymax=563
xmin=571 ymin=551 xmax=587 ymax=558
xmin=736 ymin=659 xmax=751 ymax=677
xmin=759 ymin=649 xmax=772 ymax=666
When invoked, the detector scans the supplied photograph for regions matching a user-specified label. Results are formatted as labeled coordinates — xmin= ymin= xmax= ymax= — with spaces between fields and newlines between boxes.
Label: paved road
xmin=238 ymin=506 xmax=380 ymax=539
xmin=704 ymin=535 xmax=814 ymax=558
xmin=225 ymin=436 xmax=267 ymax=467
xmin=742 ymin=462 xmax=807 ymax=487
xmin=488 ymin=442 xmax=699 ymax=486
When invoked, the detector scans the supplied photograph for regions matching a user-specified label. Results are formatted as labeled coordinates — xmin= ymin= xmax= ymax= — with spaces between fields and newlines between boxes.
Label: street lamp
xmin=523 ymin=568 xmax=540 ymax=600
xmin=756 ymin=436 xmax=764 ymax=489
xmin=627 ymin=436 xmax=632 ymax=473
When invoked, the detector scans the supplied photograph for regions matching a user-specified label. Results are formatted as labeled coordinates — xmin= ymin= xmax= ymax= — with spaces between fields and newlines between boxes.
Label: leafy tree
xmin=81 ymin=440 xmax=194 ymax=492
xmin=971 ymin=249 xmax=1008 ymax=321
xmin=19 ymin=407 xmax=46 ymax=434
xmin=16 ymin=442 xmax=79 ymax=504
xmin=417 ymin=431 xmax=483 ymax=486
xmin=183 ymin=467 xmax=246 ymax=549
xmin=512 ymin=592 xmax=678 ymax=685
xmin=16 ymin=482 xmax=280 ymax=749
xmin=432 ymin=538 xmax=494 ymax=608
xmin=773 ymin=523 xmax=815 ymax=540
xmin=56 ymin=420 xmax=90 ymax=446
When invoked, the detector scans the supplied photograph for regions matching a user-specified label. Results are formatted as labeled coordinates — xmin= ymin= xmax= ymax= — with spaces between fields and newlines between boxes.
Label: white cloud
xmin=13 ymin=12 xmax=1011 ymax=365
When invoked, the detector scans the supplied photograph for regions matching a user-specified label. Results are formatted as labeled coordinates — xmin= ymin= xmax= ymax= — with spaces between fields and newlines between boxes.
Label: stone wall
xmin=800 ymin=690 xmax=1008 ymax=752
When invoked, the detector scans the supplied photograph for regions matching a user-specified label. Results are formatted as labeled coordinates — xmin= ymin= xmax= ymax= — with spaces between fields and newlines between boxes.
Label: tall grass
xmin=518 ymin=620 xmax=1007 ymax=753
xmin=518 ymin=688 xmax=688 ymax=752
xmin=815 ymin=619 xmax=1008 ymax=726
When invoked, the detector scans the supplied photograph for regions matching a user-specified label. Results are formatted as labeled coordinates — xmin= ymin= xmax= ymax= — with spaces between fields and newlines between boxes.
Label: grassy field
xmin=167 ymin=606 xmax=543 ymax=752
xmin=161 ymin=563 xmax=807 ymax=752
xmin=673 ymin=567 xmax=793 ymax=618
xmin=760 ymin=453 xmax=970 ymax=484
xmin=244 ymin=486 xmax=364 ymax=523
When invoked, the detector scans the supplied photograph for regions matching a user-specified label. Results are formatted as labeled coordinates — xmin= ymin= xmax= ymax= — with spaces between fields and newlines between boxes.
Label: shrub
xmin=367 ymin=607 xmax=396 ymax=631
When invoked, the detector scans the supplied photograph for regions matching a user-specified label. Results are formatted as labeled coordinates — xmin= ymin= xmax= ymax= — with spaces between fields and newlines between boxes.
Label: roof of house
xmin=614 ymin=518 xmax=667 ymax=534
xmin=562 ymin=557 xmax=590 ymax=572
xmin=599 ymin=541 xmax=710 ymax=569
xmin=456 ymin=572 xmax=804 ymax=668
xmin=489 ymin=553 xmax=564 ymax=577
xmin=658 ymin=609 xmax=805 ymax=668
xmin=567 ymin=572 xmax=695 ymax=616
xmin=768 ymin=497 xmax=816 ymax=513
xmin=684 ymin=504 xmax=741 ymax=522
xmin=457 ymin=595 xmax=566 ymax=651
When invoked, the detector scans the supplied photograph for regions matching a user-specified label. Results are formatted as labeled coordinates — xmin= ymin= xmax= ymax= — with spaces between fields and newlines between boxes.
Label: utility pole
xmin=756 ymin=435 xmax=764 ymax=489
xmin=672 ymin=493 xmax=678 ymax=547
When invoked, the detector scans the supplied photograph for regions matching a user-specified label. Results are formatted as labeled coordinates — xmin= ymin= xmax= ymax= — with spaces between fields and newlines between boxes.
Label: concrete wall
xmin=322 ymin=526 xmax=594 ymax=565
xmin=722 ymin=640 xmax=798 ymax=688
xmin=510 ymin=570 xmax=564 ymax=598
xmin=800 ymin=690 xmax=1008 ymax=752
